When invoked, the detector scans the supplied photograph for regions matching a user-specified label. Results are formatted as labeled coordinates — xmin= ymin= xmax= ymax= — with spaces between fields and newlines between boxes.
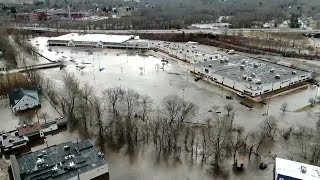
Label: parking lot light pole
xmin=182 ymin=88 xmax=185 ymax=106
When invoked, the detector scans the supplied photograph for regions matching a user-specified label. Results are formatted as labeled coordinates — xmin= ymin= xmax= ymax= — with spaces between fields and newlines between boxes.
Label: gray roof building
xmin=195 ymin=58 xmax=310 ymax=87
xmin=10 ymin=140 xmax=109 ymax=180
xmin=9 ymin=89 xmax=40 ymax=107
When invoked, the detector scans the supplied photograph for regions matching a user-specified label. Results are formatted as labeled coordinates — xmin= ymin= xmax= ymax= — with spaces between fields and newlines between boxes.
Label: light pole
xmin=221 ymin=77 xmax=225 ymax=97
xmin=182 ymin=88 xmax=185 ymax=106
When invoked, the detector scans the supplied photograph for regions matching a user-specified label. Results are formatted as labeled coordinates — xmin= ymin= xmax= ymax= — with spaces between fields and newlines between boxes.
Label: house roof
xmin=17 ymin=122 xmax=41 ymax=136
xmin=9 ymin=88 xmax=39 ymax=107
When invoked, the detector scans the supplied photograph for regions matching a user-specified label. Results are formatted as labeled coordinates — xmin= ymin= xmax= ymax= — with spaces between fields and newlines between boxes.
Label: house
xmin=9 ymin=88 xmax=40 ymax=113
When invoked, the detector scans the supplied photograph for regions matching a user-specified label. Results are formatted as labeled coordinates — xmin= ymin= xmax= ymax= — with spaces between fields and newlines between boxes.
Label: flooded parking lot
xmin=32 ymin=38 xmax=319 ymax=130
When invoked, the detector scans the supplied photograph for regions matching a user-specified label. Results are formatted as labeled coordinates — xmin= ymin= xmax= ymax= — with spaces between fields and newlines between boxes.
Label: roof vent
xmin=225 ymin=59 xmax=229 ymax=63
xmin=256 ymin=79 xmax=262 ymax=84
xmin=248 ymin=77 xmax=253 ymax=81
xmin=69 ymin=161 xmax=75 ymax=168
xmin=98 ymin=151 xmax=104 ymax=157
xmin=292 ymin=71 xmax=297 ymax=74
xmin=220 ymin=59 xmax=225 ymax=63
xmin=270 ymin=69 xmax=275 ymax=73
xmin=254 ymin=63 xmax=259 ymax=68
xmin=240 ymin=65 xmax=245 ymax=70
xmin=52 ymin=164 xmax=58 ymax=172
xmin=275 ymin=74 xmax=281 ymax=79
xmin=36 ymin=158 xmax=44 ymax=166
xmin=301 ymin=166 xmax=307 ymax=173
xmin=251 ymin=73 xmax=256 ymax=77
xmin=242 ymin=75 xmax=247 ymax=80
xmin=208 ymin=64 xmax=212 ymax=68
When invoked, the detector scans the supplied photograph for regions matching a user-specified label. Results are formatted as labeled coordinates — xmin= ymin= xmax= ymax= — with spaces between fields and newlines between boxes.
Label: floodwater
xmin=1 ymin=36 xmax=319 ymax=179
xmin=32 ymin=38 xmax=319 ymax=131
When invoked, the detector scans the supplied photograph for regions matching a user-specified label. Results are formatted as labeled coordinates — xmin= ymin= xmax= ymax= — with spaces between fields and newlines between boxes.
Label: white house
xmin=9 ymin=88 xmax=40 ymax=113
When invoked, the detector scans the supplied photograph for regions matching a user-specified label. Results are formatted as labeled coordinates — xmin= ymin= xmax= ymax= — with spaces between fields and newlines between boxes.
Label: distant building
xmin=9 ymin=88 xmax=40 ymax=113
xmin=189 ymin=23 xmax=231 ymax=29
xmin=274 ymin=157 xmax=320 ymax=180
xmin=279 ymin=20 xmax=290 ymax=29
xmin=10 ymin=140 xmax=109 ymax=180
xmin=217 ymin=16 xmax=233 ymax=23
xmin=47 ymin=33 xmax=149 ymax=49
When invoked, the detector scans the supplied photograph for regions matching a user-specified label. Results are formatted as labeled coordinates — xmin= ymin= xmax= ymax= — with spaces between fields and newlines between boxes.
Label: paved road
xmin=9 ymin=26 xmax=320 ymax=35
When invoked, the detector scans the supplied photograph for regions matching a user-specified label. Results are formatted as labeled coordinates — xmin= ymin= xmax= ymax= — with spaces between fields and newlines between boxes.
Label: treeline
xmin=0 ymin=71 xmax=43 ymax=95
xmin=44 ymin=73 xmax=320 ymax=175
xmin=0 ymin=30 xmax=17 ymax=66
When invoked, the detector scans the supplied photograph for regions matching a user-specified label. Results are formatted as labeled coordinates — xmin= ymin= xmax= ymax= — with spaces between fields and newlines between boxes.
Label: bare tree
xmin=207 ymin=115 xmax=232 ymax=171
xmin=60 ymin=74 xmax=80 ymax=125
xmin=104 ymin=87 xmax=123 ymax=114
xmin=162 ymin=95 xmax=183 ymax=124
xmin=140 ymin=95 xmax=153 ymax=122
xmin=224 ymin=104 xmax=234 ymax=116
xmin=179 ymin=101 xmax=199 ymax=122
xmin=124 ymin=89 xmax=140 ymax=119
xmin=309 ymin=98 xmax=316 ymax=107
xmin=280 ymin=102 xmax=288 ymax=112
xmin=229 ymin=126 xmax=245 ymax=166
xmin=39 ymin=112 xmax=50 ymax=123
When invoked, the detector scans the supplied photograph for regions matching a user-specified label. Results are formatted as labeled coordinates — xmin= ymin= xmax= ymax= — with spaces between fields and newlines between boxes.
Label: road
xmin=0 ymin=62 xmax=63 ymax=74
xmin=9 ymin=26 xmax=320 ymax=35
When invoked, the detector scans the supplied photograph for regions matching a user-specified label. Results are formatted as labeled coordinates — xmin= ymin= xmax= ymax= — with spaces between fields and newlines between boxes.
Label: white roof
xmin=276 ymin=157 xmax=320 ymax=179
xmin=50 ymin=33 xmax=136 ymax=43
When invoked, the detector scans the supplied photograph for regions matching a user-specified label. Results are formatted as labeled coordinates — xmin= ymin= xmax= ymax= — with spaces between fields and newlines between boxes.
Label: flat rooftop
xmin=195 ymin=58 xmax=309 ymax=87
xmin=49 ymin=33 xmax=137 ymax=43
xmin=276 ymin=157 xmax=320 ymax=179
xmin=11 ymin=140 xmax=108 ymax=180
xmin=0 ymin=131 xmax=29 ymax=149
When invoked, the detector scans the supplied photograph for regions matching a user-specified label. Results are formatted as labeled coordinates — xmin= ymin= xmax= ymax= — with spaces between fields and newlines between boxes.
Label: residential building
xmin=274 ymin=157 xmax=320 ymax=180
xmin=9 ymin=88 xmax=40 ymax=113
xmin=10 ymin=139 xmax=109 ymax=180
